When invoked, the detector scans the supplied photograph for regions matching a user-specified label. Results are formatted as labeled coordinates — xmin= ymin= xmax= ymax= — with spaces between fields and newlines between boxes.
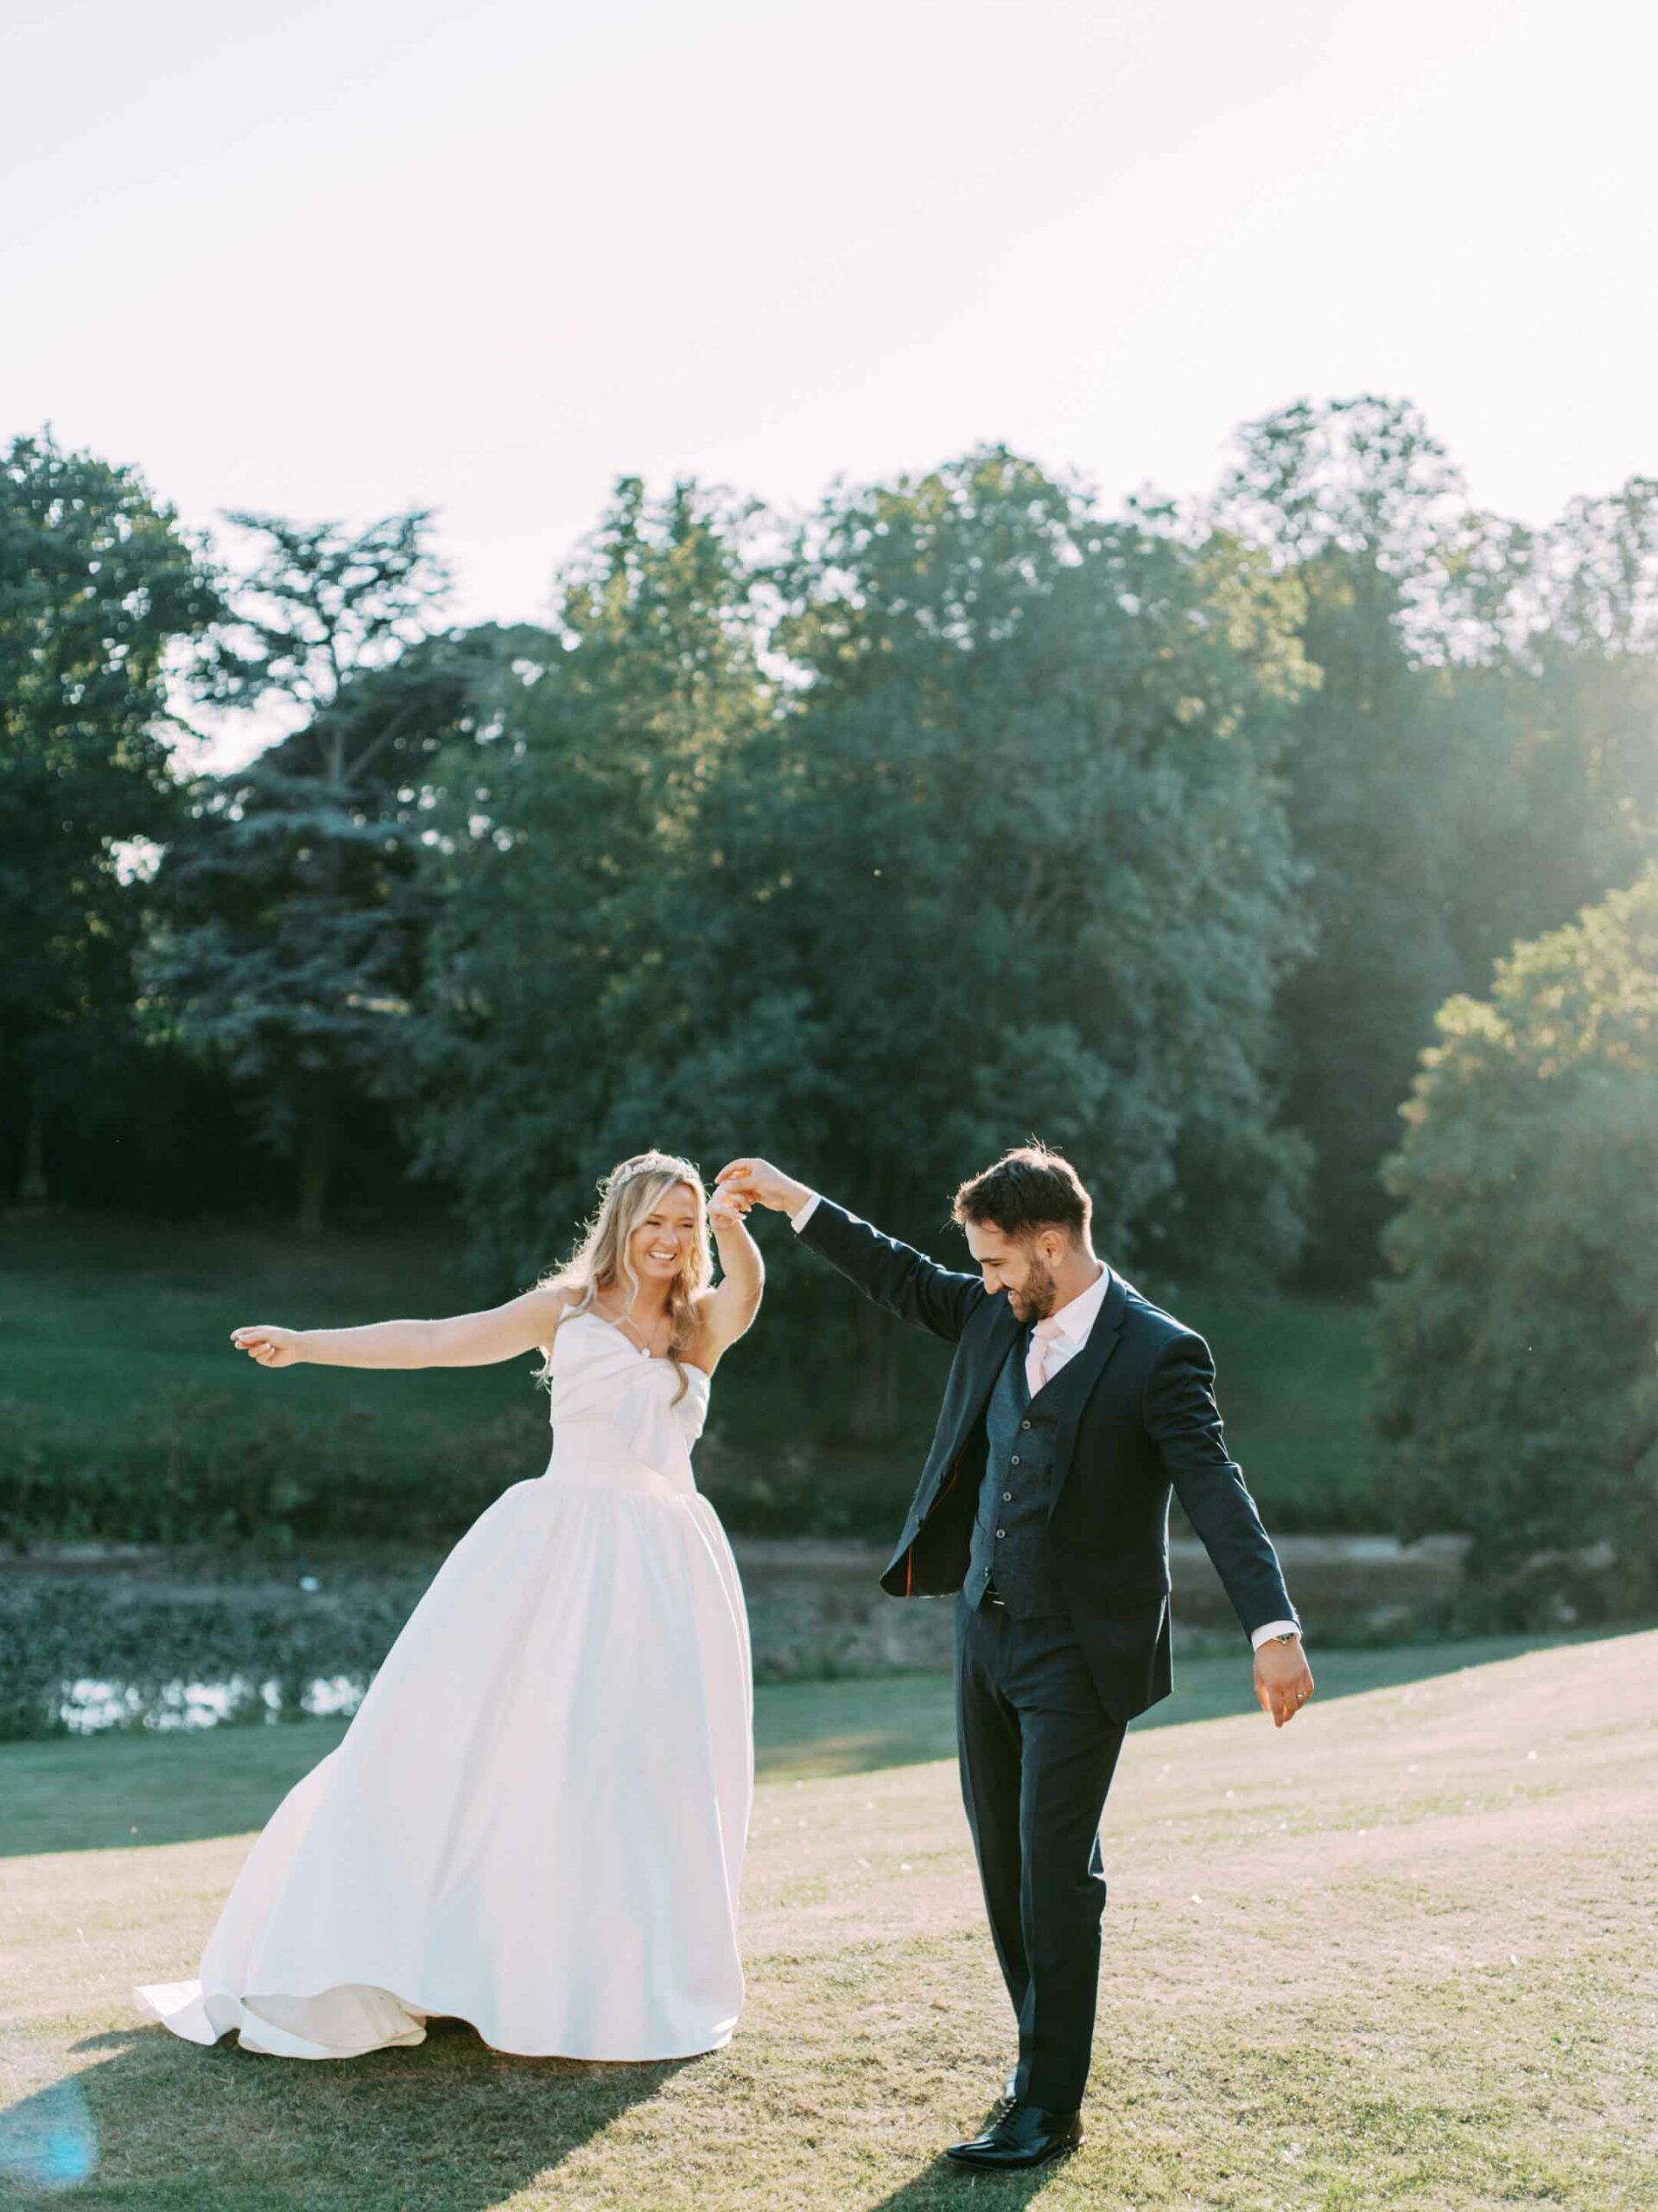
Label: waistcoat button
xmin=1010 ymin=1454 xmax=1020 ymax=1465
xmin=1020 ymin=1419 xmax=1031 ymax=1430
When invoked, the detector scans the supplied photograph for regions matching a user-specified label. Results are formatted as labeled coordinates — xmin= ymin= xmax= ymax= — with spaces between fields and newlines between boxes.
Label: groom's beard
xmin=1009 ymin=1256 xmax=1058 ymax=1324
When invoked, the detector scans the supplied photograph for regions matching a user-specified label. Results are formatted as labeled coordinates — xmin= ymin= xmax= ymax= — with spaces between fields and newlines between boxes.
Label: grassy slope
xmin=3 ymin=1633 xmax=1654 ymax=2209
xmin=0 ymin=1213 xmax=1377 ymax=1527
xmin=0 ymin=1213 xmax=511 ymax=1429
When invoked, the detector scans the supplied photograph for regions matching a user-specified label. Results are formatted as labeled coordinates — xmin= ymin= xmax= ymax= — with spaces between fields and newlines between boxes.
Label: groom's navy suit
xmin=796 ymin=1196 xmax=1299 ymax=2112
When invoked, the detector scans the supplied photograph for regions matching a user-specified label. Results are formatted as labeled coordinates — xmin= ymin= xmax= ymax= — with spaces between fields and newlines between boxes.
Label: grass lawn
xmin=0 ymin=1637 xmax=1590 ymax=1859
xmin=3 ymin=1631 xmax=1654 ymax=2208
xmin=1170 ymin=1278 xmax=1376 ymax=1527
xmin=0 ymin=1212 xmax=513 ymax=1430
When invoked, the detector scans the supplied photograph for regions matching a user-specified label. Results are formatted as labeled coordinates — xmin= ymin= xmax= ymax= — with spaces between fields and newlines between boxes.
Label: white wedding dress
xmin=135 ymin=1311 xmax=753 ymax=2061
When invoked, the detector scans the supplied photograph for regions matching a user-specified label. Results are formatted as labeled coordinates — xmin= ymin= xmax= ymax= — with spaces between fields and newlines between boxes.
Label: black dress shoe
xmin=945 ymin=2100 xmax=1083 ymax=2171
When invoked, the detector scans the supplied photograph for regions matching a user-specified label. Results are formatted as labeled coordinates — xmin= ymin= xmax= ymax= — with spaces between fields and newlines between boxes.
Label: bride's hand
xmin=707 ymin=1190 xmax=752 ymax=1236
xmin=231 ymin=1324 xmax=305 ymax=1369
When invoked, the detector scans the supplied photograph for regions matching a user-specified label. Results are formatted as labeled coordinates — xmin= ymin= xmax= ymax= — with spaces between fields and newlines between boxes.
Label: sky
xmin=5 ymin=0 xmax=1657 ymax=765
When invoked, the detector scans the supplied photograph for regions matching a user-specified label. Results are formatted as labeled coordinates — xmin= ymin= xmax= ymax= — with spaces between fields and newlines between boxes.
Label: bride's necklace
xmin=597 ymin=1300 xmax=671 ymax=1359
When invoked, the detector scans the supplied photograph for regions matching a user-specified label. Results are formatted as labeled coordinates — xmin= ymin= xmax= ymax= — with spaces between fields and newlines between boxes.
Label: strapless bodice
xmin=543 ymin=1309 xmax=712 ymax=1497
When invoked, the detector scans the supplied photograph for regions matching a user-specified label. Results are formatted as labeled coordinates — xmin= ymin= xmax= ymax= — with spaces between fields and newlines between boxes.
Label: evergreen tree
xmin=141 ymin=509 xmax=470 ymax=1232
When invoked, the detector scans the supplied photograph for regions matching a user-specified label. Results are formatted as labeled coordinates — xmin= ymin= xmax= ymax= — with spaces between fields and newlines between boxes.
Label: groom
xmin=716 ymin=1145 xmax=1314 ymax=2174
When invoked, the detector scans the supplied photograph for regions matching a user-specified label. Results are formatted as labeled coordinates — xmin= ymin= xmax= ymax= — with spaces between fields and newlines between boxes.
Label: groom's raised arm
xmin=715 ymin=1161 xmax=986 ymax=1344
xmin=795 ymin=1193 xmax=988 ymax=1344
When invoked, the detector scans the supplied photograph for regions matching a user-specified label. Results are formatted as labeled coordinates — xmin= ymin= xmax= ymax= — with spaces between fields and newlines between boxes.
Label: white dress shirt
xmin=788 ymin=1190 xmax=1299 ymax=1651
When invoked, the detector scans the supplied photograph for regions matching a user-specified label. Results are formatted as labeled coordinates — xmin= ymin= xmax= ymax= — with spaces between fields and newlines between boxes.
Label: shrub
xmin=0 ymin=1576 xmax=430 ymax=1740
xmin=0 ymin=1389 xmax=548 ymax=1550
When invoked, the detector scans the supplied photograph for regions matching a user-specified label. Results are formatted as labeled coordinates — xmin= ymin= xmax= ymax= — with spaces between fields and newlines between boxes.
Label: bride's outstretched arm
xmin=231 ymin=1287 xmax=570 ymax=1371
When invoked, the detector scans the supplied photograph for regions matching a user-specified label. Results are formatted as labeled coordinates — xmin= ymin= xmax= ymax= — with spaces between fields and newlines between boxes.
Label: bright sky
xmin=5 ymin=0 xmax=1655 ymax=683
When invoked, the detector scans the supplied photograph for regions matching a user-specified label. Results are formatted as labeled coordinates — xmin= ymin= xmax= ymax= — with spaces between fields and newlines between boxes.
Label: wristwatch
xmin=1271 ymin=1630 xmax=1300 ymax=1644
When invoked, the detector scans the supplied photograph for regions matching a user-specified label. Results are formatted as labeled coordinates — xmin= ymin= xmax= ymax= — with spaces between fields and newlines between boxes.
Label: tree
xmin=1210 ymin=401 xmax=1658 ymax=1288
xmin=1495 ymin=476 xmax=1658 ymax=929
xmin=748 ymin=447 xmax=1317 ymax=1431
xmin=0 ymin=428 xmax=218 ymax=1204
xmin=1372 ymin=867 xmax=1658 ymax=1619
xmin=140 ymin=509 xmax=467 ymax=1232
xmin=405 ymin=478 xmax=779 ymax=1283
xmin=409 ymin=454 xmax=1318 ymax=1439
xmin=1206 ymin=396 xmax=1535 ymax=1284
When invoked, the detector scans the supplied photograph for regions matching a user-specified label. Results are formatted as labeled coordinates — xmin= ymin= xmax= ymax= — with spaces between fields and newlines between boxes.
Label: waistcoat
xmin=962 ymin=1328 xmax=1070 ymax=1616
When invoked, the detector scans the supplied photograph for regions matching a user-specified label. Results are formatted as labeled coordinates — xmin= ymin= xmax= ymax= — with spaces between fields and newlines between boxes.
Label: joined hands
xmin=706 ymin=1188 xmax=753 ymax=1235
xmin=714 ymin=1158 xmax=812 ymax=1218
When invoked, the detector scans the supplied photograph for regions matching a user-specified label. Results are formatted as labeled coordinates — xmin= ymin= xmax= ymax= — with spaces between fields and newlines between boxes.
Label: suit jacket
xmin=798 ymin=1197 xmax=1299 ymax=1724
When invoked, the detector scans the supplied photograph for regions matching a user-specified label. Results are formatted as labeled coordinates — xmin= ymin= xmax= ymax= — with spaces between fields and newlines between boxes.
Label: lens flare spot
xmin=0 ymin=2077 xmax=101 ymax=2192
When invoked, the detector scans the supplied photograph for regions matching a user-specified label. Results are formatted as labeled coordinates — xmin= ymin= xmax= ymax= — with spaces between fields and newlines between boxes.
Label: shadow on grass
xmin=862 ymin=2127 xmax=1077 ymax=2209
xmin=0 ymin=2019 xmax=695 ymax=2209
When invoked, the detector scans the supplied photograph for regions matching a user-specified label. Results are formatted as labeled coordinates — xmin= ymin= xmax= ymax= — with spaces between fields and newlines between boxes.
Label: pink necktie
xmin=1026 ymin=1318 xmax=1061 ymax=1396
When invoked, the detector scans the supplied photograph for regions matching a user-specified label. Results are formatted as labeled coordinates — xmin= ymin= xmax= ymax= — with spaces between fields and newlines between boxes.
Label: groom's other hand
xmin=1255 ymin=1636 xmax=1315 ymax=1727
xmin=715 ymin=1158 xmax=814 ymax=1217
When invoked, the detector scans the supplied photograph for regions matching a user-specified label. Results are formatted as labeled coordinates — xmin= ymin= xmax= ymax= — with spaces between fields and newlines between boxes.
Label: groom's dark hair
xmin=950 ymin=1142 xmax=1091 ymax=1244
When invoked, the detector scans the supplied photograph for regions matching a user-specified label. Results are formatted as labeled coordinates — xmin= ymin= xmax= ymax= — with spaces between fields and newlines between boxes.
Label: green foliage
xmin=407 ymin=455 xmax=1319 ymax=1394
xmin=0 ymin=427 xmax=218 ymax=1199
xmin=757 ymin=448 xmax=1318 ymax=1284
xmin=1372 ymin=867 xmax=1658 ymax=1616
xmin=1210 ymin=398 xmax=1532 ymax=1280
xmin=403 ymin=477 xmax=781 ymax=1286
xmin=137 ymin=512 xmax=485 ymax=1232
xmin=0 ymin=1387 xmax=549 ymax=1551
xmin=0 ymin=1576 xmax=426 ymax=1741
xmin=0 ymin=1203 xmax=1384 ymax=1561
xmin=13 ymin=410 xmax=1658 ymax=1545
xmin=0 ymin=1377 xmax=935 ymax=1559
xmin=1210 ymin=402 xmax=1658 ymax=1286
xmin=1488 ymin=476 xmax=1658 ymax=931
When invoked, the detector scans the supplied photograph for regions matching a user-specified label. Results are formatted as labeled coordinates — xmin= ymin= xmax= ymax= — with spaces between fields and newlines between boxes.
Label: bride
xmin=135 ymin=1150 xmax=762 ymax=2063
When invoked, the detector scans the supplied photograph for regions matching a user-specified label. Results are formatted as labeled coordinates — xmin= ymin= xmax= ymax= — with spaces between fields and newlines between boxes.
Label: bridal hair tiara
xmin=603 ymin=1153 xmax=703 ymax=1195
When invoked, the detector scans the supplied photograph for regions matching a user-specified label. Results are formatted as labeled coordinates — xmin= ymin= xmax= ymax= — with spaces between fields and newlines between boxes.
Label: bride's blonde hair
xmin=532 ymin=1151 xmax=713 ymax=1403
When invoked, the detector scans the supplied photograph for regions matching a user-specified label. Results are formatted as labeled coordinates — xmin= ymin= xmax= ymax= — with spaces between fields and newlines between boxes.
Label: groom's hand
xmin=715 ymin=1158 xmax=813 ymax=1217
xmin=1255 ymin=1637 xmax=1314 ymax=1727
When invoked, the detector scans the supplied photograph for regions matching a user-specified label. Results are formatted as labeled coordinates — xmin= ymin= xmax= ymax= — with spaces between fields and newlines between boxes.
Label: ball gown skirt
xmin=133 ymin=1313 xmax=753 ymax=2061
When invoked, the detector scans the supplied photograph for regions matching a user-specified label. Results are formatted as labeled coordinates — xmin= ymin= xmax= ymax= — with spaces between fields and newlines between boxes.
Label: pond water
xmin=58 ymin=1674 xmax=368 ymax=1732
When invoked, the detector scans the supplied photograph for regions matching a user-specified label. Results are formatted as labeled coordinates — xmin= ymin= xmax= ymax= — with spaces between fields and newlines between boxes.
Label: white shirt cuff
xmin=789 ymin=1191 xmax=822 ymax=1232
xmin=1251 ymin=1619 xmax=1300 ymax=1650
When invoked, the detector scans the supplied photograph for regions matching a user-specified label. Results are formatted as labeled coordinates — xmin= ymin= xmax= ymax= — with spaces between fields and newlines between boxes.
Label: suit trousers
xmin=954 ymin=1591 xmax=1128 ymax=2113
